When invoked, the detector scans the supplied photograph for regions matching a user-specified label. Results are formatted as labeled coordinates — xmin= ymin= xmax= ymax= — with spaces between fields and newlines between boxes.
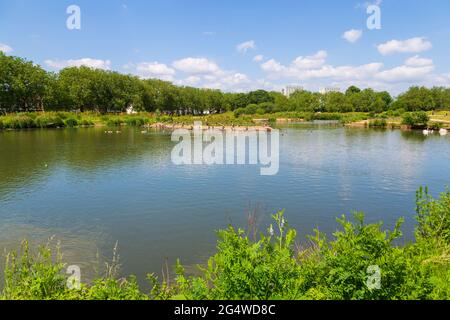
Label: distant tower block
xmin=284 ymin=85 xmax=304 ymax=97
xmin=319 ymin=87 xmax=341 ymax=94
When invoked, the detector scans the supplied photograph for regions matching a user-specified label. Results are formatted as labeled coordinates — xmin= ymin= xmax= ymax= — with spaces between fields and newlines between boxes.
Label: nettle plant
xmin=175 ymin=210 xmax=303 ymax=300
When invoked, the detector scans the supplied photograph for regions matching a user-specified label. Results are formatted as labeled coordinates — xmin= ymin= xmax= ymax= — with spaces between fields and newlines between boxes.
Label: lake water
xmin=1 ymin=123 xmax=450 ymax=283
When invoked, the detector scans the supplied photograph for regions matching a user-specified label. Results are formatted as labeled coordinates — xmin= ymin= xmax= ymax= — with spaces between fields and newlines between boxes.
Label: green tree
xmin=345 ymin=85 xmax=361 ymax=96
xmin=289 ymin=90 xmax=321 ymax=112
xmin=395 ymin=87 xmax=435 ymax=111
xmin=0 ymin=53 xmax=49 ymax=112
xmin=323 ymin=92 xmax=352 ymax=112
xmin=247 ymin=90 xmax=275 ymax=105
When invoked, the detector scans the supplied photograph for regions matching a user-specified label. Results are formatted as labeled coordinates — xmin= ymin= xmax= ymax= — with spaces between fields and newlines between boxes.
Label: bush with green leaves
xmin=64 ymin=118 xmax=79 ymax=127
xmin=124 ymin=116 xmax=148 ymax=127
xmin=369 ymin=119 xmax=387 ymax=128
xmin=428 ymin=122 xmax=443 ymax=130
xmin=2 ymin=115 xmax=35 ymax=129
xmin=402 ymin=111 xmax=430 ymax=128
xmin=35 ymin=115 xmax=65 ymax=128
xmin=175 ymin=189 xmax=449 ymax=300
xmin=175 ymin=211 xmax=303 ymax=300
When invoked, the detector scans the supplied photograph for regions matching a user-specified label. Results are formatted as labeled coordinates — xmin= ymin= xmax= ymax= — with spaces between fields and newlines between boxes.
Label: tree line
xmin=2 ymin=52 xmax=450 ymax=115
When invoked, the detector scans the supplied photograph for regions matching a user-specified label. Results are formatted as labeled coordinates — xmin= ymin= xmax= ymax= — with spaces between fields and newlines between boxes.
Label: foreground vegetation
xmin=1 ymin=187 xmax=449 ymax=300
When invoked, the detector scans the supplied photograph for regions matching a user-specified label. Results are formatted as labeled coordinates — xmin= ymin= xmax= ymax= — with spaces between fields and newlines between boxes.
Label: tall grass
xmin=369 ymin=119 xmax=388 ymax=128
xmin=0 ymin=112 xmax=156 ymax=130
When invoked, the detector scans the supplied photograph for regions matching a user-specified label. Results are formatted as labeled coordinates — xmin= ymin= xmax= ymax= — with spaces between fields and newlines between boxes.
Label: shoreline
xmin=345 ymin=119 xmax=450 ymax=130
xmin=2 ymin=111 xmax=450 ymax=132
xmin=147 ymin=122 xmax=274 ymax=131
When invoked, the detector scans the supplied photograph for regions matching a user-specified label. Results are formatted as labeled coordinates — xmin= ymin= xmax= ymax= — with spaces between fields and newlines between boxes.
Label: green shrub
xmin=106 ymin=117 xmax=123 ymax=127
xmin=175 ymin=188 xmax=449 ymax=300
xmin=85 ymin=277 xmax=148 ymax=300
xmin=233 ymin=108 xmax=246 ymax=118
xmin=2 ymin=240 xmax=67 ymax=300
xmin=402 ymin=112 xmax=430 ymax=128
xmin=65 ymin=118 xmax=79 ymax=127
xmin=369 ymin=119 xmax=387 ymax=128
xmin=256 ymin=107 xmax=266 ymax=115
xmin=428 ymin=122 xmax=443 ymax=130
xmin=2 ymin=115 xmax=36 ymax=129
xmin=175 ymin=210 xmax=302 ymax=300
xmin=35 ymin=115 xmax=65 ymax=128
xmin=157 ymin=115 xmax=173 ymax=123
xmin=55 ymin=112 xmax=71 ymax=120
xmin=125 ymin=117 xmax=148 ymax=127
xmin=415 ymin=187 xmax=450 ymax=244
xmin=244 ymin=104 xmax=258 ymax=115
xmin=80 ymin=119 xmax=94 ymax=126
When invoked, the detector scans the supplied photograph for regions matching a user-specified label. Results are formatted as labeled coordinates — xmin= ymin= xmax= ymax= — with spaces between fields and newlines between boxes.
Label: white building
xmin=283 ymin=85 xmax=304 ymax=97
xmin=126 ymin=105 xmax=137 ymax=115
xmin=319 ymin=87 xmax=341 ymax=94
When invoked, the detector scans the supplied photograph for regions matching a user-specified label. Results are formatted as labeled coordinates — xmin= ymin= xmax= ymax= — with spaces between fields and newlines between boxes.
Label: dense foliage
xmin=402 ymin=112 xmax=430 ymax=129
xmin=2 ymin=53 xmax=450 ymax=116
xmin=1 ymin=188 xmax=449 ymax=300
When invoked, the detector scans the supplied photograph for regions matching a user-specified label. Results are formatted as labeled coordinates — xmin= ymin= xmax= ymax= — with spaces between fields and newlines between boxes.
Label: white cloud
xmin=375 ymin=65 xmax=434 ymax=83
xmin=261 ymin=51 xmax=328 ymax=75
xmin=172 ymin=57 xmax=221 ymax=75
xmin=258 ymin=50 xmax=438 ymax=93
xmin=375 ymin=57 xmax=434 ymax=82
xmin=44 ymin=58 xmax=111 ymax=70
xmin=169 ymin=57 xmax=251 ymax=91
xmin=404 ymin=55 xmax=433 ymax=67
xmin=356 ymin=0 xmax=382 ymax=8
xmin=292 ymin=50 xmax=327 ymax=69
xmin=428 ymin=73 xmax=450 ymax=87
xmin=134 ymin=62 xmax=175 ymax=81
xmin=253 ymin=54 xmax=264 ymax=62
xmin=0 ymin=43 xmax=13 ymax=53
xmin=377 ymin=37 xmax=432 ymax=55
xmin=236 ymin=40 xmax=256 ymax=53
xmin=261 ymin=50 xmax=340 ymax=79
xmin=176 ymin=76 xmax=201 ymax=86
xmin=204 ymin=72 xmax=251 ymax=91
xmin=291 ymin=63 xmax=384 ymax=81
xmin=261 ymin=59 xmax=286 ymax=73
xmin=342 ymin=29 xmax=363 ymax=43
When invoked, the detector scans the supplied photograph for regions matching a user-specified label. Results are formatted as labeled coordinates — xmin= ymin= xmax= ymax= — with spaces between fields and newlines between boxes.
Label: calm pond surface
xmin=1 ymin=123 xmax=450 ymax=283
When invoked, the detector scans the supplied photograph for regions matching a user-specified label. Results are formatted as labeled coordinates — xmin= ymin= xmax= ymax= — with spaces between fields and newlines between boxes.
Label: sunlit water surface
xmin=1 ymin=123 xmax=449 ymax=283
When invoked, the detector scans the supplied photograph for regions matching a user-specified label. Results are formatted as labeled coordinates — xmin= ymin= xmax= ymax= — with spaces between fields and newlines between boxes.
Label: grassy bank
xmin=1 ymin=187 xmax=449 ymax=300
xmin=0 ymin=112 xmax=154 ymax=130
xmin=0 ymin=111 xmax=377 ymax=130
xmin=1 ymin=111 xmax=450 ymax=131
xmin=0 ymin=112 xmax=257 ymax=130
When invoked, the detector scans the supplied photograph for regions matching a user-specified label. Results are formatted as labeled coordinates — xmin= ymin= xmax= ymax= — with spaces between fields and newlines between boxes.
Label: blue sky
xmin=1 ymin=0 xmax=450 ymax=94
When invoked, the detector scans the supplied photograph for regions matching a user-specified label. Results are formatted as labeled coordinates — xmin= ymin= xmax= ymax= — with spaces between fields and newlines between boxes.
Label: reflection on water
xmin=0 ymin=126 xmax=449 ymax=283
